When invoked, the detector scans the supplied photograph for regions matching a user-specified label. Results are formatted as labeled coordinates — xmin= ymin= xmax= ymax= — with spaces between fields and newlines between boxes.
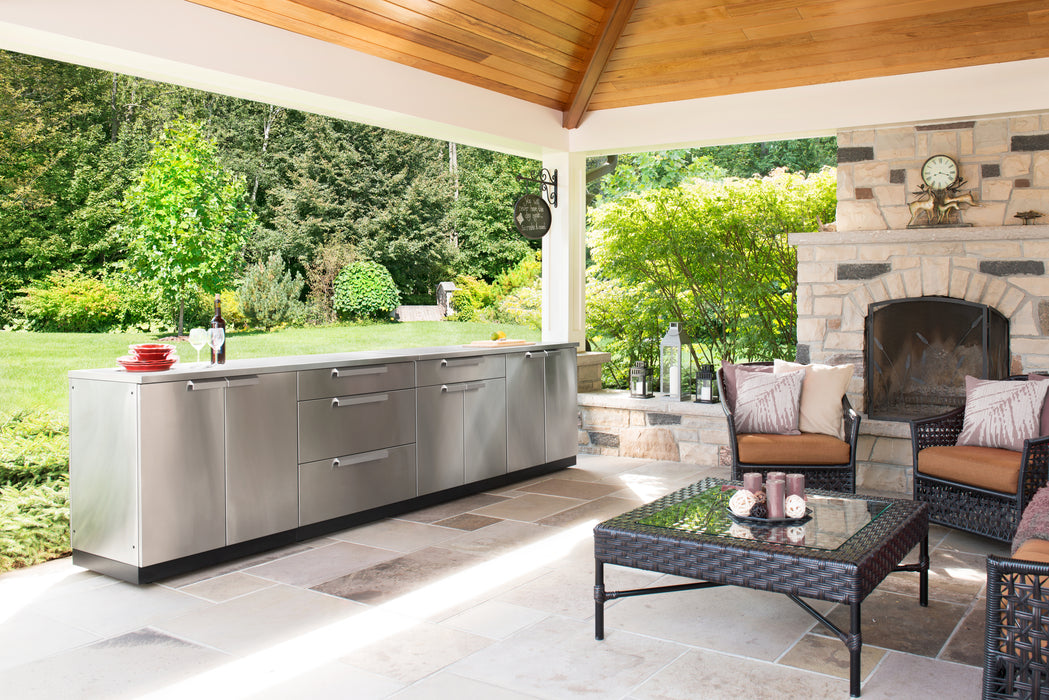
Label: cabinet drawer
xmin=298 ymin=361 xmax=414 ymax=401
xmin=416 ymin=354 xmax=504 ymax=386
xmin=299 ymin=444 xmax=417 ymax=525
xmin=297 ymin=388 xmax=416 ymax=464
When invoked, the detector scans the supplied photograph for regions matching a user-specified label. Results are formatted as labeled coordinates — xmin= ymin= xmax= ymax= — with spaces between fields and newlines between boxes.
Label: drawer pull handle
xmin=331 ymin=393 xmax=389 ymax=408
xmin=226 ymin=375 xmax=260 ymax=388
xmin=332 ymin=366 xmax=389 ymax=379
xmin=332 ymin=449 xmax=390 ymax=468
xmin=441 ymin=383 xmax=469 ymax=393
xmin=524 ymin=351 xmax=548 ymax=359
xmin=440 ymin=358 xmax=483 ymax=368
xmin=464 ymin=381 xmax=487 ymax=392
xmin=186 ymin=379 xmax=226 ymax=391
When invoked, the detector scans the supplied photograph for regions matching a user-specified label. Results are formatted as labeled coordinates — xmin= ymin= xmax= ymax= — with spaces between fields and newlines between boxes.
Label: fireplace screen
xmin=866 ymin=297 xmax=1008 ymax=421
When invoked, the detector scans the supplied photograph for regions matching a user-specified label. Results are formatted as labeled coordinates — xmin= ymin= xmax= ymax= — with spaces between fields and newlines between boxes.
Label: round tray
xmin=728 ymin=507 xmax=812 ymax=525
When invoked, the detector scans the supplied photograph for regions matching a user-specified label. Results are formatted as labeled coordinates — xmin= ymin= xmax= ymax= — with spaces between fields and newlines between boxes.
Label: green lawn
xmin=0 ymin=321 xmax=539 ymax=415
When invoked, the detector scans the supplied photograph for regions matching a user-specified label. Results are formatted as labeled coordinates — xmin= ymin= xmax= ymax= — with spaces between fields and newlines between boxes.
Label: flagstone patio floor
xmin=0 ymin=454 xmax=1002 ymax=699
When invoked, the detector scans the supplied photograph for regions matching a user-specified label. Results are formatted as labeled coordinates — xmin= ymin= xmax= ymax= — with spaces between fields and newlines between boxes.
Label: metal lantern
xmin=695 ymin=364 xmax=719 ymax=404
xmin=629 ymin=361 xmax=654 ymax=398
xmin=659 ymin=322 xmax=693 ymax=401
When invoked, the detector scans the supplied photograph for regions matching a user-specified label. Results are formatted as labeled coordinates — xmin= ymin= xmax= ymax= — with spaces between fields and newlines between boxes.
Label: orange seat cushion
xmin=1014 ymin=538 xmax=1049 ymax=565
xmin=917 ymin=445 xmax=1022 ymax=494
xmin=737 ymin=432 xmax=850 ymax=465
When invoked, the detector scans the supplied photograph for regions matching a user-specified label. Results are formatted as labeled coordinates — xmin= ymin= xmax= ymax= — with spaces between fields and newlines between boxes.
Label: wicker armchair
xmin=984 ymin=554 xmax=1049 ymax=699
xmin=911 ymin=407 xmax=1049 ymax=543
xmin=718 ymin=364 xmax=861 ymax=493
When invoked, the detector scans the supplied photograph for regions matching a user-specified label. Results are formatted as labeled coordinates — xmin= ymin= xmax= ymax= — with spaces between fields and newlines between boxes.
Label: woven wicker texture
xmin=984 ymin=555 xmax=1049 ymax=699
xmin=912 ymin=405 xmax=1049 ymax=543
xmin=594 ymin=477 xmax=928 ymax=605
xmin=719 ymin=365 xmax=860 ymax=493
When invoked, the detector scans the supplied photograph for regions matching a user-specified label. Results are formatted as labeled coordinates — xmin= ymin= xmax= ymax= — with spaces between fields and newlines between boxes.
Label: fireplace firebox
xmin=866 ymin=297 xmax=1009 ymax=421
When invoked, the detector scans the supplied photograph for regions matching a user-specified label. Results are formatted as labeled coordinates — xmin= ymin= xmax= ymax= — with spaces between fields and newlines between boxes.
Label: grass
xmin=0 ymin=321 xmax=539 ymax=415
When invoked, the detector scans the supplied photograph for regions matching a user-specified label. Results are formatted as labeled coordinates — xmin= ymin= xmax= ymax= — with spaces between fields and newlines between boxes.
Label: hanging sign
xmin=513 ymin=194 xmax=552 ymax=240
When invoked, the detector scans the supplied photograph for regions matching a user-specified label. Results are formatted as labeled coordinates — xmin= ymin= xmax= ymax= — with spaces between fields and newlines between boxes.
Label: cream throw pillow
xmin=956 ymin=376 xmax=1049 ymax=452
xmin=735 ymin=369 xmax=804 ymax=435
xmin=774 ymin=360 xmax=854 ymax=440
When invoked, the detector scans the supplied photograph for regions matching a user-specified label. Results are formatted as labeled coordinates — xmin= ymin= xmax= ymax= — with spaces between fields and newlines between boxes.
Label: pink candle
xmin=786 ymin=473 xmax=805 ymax=500
xmin=766 ymin=478 xmax=785 ymax=518
xmin=743 ymin=472 xmax=762 ymax=494
xmin=767 ymin=471 xmax=786 ymax=483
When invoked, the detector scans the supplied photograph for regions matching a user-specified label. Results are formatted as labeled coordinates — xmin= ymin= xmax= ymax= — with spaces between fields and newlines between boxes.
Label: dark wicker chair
xmin=984 ymin=554 xmax=1049 ymax=699
xmin=910 ymin=407 xmax=1049 ymax=543
xmin=718 ymin=363 xmax=861 ymax=493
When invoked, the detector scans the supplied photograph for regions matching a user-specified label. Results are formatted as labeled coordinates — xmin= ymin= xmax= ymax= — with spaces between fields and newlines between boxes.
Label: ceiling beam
xmin=562 ymin=0 xmax=638 ymax=130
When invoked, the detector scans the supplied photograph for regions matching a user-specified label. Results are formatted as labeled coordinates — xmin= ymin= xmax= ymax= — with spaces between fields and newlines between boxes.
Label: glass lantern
xmin=629 ymin=361 xmax=653 ymax=398
xmin=659 ymin=322 xmax=693 ymax=401
xmin=694 ymin=364 xmax=719 ymax=404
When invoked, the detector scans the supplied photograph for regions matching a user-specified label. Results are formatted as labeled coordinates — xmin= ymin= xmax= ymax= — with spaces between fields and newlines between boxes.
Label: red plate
xmin=117 ymin=355 xmax=178 ymax=372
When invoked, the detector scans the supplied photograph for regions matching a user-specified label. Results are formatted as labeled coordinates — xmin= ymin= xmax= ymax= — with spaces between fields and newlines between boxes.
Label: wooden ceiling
xmin=188 ymin=0 xmax=1049 ymax=129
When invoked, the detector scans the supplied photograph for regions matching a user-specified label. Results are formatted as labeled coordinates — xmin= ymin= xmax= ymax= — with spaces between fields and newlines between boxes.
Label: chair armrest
xmin=1019 ymin=434 xmax=1049 ymax=505
xmin=910 ymin=406 xmax=965 ymax=450
xmin=842 ymin=395 xmax=861 ymax=447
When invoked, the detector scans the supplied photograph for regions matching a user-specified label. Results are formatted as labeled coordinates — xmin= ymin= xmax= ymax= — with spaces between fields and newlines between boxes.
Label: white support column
xmin=541 ymin=151 xmax=587 ymax=347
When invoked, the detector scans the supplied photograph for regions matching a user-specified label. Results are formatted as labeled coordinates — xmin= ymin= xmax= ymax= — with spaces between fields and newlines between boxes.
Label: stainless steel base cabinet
xmin=506 ymin=351 xmax=547 ymax=472
xmin=544 ymin=348 xmax=579 ymax=463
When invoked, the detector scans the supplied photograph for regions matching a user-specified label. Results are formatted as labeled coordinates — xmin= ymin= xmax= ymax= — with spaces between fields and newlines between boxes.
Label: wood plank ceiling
xmin=188 ymin=0 xmax=1049 ymax=129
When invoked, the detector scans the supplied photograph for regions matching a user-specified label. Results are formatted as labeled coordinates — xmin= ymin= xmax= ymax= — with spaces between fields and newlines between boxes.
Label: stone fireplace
xmin=790 ymin=112 xmax=1049 ymax=494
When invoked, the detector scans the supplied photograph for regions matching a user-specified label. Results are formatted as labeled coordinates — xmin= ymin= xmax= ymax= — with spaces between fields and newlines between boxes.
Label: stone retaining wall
xmin=577 ymin=390 xmax=913 ymax=497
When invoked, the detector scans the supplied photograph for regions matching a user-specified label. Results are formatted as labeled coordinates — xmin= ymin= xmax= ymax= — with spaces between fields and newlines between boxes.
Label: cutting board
xmin=464 ymin=339 xmax=535 ymax=347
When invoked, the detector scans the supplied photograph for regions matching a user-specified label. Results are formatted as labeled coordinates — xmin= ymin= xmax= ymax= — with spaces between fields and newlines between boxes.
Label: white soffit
xmin=1 ymin=0 xmax=1048 ymax=159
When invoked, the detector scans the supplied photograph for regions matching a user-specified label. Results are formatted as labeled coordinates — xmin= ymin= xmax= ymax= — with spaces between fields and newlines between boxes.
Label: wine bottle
xmin=210 ymin=294 xmax=226 ymax=364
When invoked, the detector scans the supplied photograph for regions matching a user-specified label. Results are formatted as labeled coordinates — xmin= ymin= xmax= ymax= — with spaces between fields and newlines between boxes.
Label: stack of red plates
xmin=118 ymin=343 xmax=178 ymax=372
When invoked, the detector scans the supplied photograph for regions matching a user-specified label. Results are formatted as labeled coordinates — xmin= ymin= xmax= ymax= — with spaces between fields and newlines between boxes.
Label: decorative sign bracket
xmin=515 ymin=168 xmax=558 ymax=208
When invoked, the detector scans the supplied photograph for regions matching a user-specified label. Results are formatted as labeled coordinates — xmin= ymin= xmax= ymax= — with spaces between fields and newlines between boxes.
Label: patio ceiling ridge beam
xmin=562 ymin=0 xmax=639 ymax=131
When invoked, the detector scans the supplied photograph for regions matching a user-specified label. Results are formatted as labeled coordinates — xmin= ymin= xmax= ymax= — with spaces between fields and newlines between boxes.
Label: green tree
xmin=695 ymin=137 xmax=837 ymax=179
xmin=589 ymin=168 xmax=836 ymax=365
xmin=122 ymin=118 xmax=255 ymax=334
xmin=588 ymin=150 xmax=725 ymax=205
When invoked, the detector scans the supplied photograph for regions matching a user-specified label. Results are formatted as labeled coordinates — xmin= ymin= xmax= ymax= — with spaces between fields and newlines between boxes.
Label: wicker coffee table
xmin=593 ymin=477 xmax=929 ymax=697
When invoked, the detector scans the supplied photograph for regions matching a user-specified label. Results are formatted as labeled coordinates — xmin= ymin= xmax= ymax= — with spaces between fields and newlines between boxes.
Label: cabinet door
xmin=225 ymin=373 xmax=298 ymax=544
xmin=505 ymin=351 xmax=546 ymax=471
xmin=417 ymin=384 xmax=465 ymax=495
xmin=545 ymin=349 xmax=579 ymax=462
xmin=464 ymin=378 xmax=507 ymax=482
xmin=139 ymin=380 xmax=226 ymax=566
xmin=299 ymin=444 xmax=417 ymax=525
xmin=297 ymin=389 xmax=416 ymax=464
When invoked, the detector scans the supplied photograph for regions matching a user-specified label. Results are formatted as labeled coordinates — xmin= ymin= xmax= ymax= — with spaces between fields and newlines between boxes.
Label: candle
xmin=766 ymin=478 xmax=785 ymax=519
xmin=669 ymin=365 xmax=680 ymax=397
xmin=786 ymin=473 xmax=805 ymax=500
xmin=767 ymin=471 xmax=786 ymax=482
xmin=743 ymin=472 xmax=762 ymax=494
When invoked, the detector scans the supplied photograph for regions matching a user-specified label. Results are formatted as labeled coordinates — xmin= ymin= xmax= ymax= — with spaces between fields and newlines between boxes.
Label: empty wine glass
xmin=208 ymin=327 xmax=225 ymax=365
xmin=188 ymin=328 xmax=208 ymax=365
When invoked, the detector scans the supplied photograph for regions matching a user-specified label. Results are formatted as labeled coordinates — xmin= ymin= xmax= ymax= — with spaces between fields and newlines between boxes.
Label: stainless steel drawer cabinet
xmin=297 ymin=388 xmax=416 ymax=464
xmin=298 ymin=444 xmax=417 ymax=525
xmin=298 ymin=361 xmax=414 ymax=401
xmin=416 ymin=354 xmax=505 ymax=386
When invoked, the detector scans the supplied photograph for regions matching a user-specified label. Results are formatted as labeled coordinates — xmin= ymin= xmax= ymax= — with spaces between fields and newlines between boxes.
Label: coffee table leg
xmin=919 ymin=533 xmax=929 ymax=607
xmin=850 ymin=601 xmax=862 ymax=697
xmin=594 ymin=560 xmax=605 ymax=641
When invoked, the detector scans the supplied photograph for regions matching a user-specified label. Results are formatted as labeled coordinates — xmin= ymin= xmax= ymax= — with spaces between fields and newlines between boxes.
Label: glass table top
xmin=636 ymin=484 xmax=892 ymax=551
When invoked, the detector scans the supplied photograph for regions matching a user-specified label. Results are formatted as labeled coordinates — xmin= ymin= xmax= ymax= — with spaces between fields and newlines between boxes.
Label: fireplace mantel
xmin=789 ymin=224 xmax=1049 ymax=247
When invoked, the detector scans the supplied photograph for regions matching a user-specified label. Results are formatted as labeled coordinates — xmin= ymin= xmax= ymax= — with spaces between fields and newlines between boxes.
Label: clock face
xmin=921 ymin=155 xmax=958 ymax=190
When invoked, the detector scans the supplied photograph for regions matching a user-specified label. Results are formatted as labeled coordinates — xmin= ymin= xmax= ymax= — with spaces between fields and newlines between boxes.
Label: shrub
xmin=447 ymin=275 xmax=497 ymax=322
xmin=332 ymin=260 xmax=401 ymax=321
xmin=0 ymin=476 xmax=70 ymax=572
xmin=302 ymin=240 xmax=357 ymax=323
xmin=13 ymin=271 xmax=153 ymax=332
xmin=169 ymin=288 xmax=246 ymax=332
xmin=238 ymin=254 xmax=306 ymax=330
xmin=0 ymin=411 xmax=69 ymax=486
xmin=449 ymin=252 xmax=541 ymax=323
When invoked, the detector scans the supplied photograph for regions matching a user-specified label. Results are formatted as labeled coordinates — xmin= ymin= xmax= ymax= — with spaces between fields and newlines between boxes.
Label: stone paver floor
xmin=0 ymin=454 xmax=1002 ymax=699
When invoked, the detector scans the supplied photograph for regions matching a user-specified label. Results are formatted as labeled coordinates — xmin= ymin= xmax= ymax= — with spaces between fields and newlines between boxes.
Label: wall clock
xmin=920 ymin=154 xmax=959 ymax=190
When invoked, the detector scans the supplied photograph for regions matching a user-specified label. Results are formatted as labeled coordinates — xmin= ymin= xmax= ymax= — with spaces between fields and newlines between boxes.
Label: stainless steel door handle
xmin=524 ymin=350 xmax=549 ymax=359
xmin=185 ymin=379 xmax=227 ymax=391
xmin=331 ymin=393 xmax=389 ymax=407
xmin=332 ymin=449 xmax=389 ymax=468
xmin=441 ymin=384 xmax=469 ymax=393
xmin=331 ymin=366 xmax=388 ymax=378
xmin=440 ymin=358 xmax=482 ymax=368
xmin=464 ymin=381 xmax=487 ymax=392
xmin=226 ymin=375 xmax=260 ymax=388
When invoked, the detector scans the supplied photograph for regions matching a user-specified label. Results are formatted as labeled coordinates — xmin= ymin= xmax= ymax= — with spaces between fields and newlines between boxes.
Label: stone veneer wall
xmin=836 ymin=112 xmax=1049 ymax=231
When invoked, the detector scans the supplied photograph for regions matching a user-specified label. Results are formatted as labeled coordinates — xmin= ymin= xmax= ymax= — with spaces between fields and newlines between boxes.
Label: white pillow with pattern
xmin=735 ymin=368 xmax=805 ymax=435
xmin=956 ymin=376 xmax=1049 ymax=452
